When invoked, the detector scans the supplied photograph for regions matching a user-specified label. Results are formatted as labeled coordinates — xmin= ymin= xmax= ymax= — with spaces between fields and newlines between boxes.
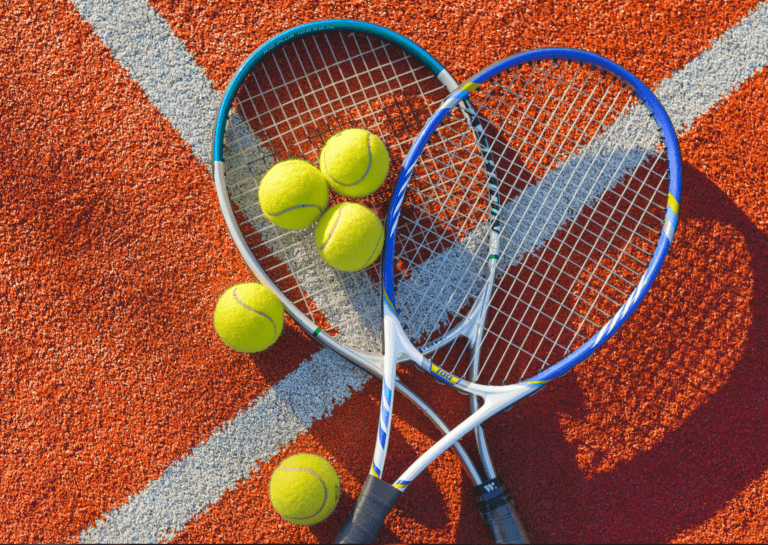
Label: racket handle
xmin=475 ymin=477 xmax=530 ymax=544
xmin=334 ymin=474 xmax=402 ymax=544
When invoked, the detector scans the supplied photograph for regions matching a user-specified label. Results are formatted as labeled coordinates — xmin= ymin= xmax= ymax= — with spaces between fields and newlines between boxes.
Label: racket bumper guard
xmin=474 ymin=477 xmax=530 ymax=544
xmin=334 ymin=474 xmax=402 ymax=544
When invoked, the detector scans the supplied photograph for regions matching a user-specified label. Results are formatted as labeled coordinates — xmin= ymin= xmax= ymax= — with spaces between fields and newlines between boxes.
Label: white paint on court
xmin=79 ymin=350 xmax=368 ymax=544
xmin=72 ymin=0 xmax=221 ymax=166
xmin=73 ymin=0 xmax=768 ymax=542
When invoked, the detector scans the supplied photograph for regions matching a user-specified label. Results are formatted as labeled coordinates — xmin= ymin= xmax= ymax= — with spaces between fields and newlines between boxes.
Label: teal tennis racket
xmin=211 ymin=20 xmax=529 ymax=543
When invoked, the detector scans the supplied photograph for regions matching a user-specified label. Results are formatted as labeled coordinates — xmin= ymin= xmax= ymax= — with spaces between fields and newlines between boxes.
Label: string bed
xmin=392 ymin=58 xmax=670 ymax=386
xmin=220 ymin=31 xmax=449 ymax=352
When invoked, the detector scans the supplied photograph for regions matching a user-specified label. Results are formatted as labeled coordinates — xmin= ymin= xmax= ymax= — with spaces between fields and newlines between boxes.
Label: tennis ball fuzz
xmin=314 ymin=202 xmax=384 ymax=272
xmin=269 ymin=453 xmax=341 ymax=526
xmin=259 ymin=159 xmax=329 ymax=230
xmin=320 ymin=128 xmax=390 ymax=198
xmin=213 ymin=283 xmax=284 ymax=353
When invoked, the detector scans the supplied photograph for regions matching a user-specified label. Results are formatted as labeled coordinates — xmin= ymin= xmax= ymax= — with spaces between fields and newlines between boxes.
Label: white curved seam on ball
xmin=318 ymin=204 xmax=346 ymax=251
xmin=322 ymin=135 xmax=373 ymax=187
xmin=266 ymin=203 xmax=324 ymax=217
xmin=233 ymin=288 xmax=277 ymax=339
xmin=274 ymin=467 xmax=328 ymax=519
xmin=363 ymin=229 xmax=384 ymax=268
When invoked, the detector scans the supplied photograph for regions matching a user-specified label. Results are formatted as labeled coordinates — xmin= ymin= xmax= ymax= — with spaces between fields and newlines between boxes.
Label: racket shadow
xmin=492 ymin=163 xmax=768 ymax=543
xmin=316 ymin=374 xmax=487 ymax=541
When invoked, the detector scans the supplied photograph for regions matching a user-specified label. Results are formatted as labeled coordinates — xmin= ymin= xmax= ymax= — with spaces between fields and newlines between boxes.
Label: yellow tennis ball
xmin=213 ymin=283 xmax=284 ymax=353
xmin=314 ymin=202 xmax=384 ymax=272
xmin=319 ymin=128 xmax=390 ymax=198
xmin=258 ymin=159 xmax=329 ymax=229
xmin=269 ymin=453 xmax=341 ymax=526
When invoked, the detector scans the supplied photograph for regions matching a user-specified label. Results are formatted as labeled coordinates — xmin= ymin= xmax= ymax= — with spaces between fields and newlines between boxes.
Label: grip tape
xmin=474 ymin=477 xmax=530 ymax=544
xmin=334 ymin=474 xmax=402 ymax=544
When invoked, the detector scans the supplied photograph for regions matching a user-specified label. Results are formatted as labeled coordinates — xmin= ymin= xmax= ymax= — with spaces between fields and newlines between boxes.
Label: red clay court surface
xmin=2 ymin=0 xmax=768 ymax=543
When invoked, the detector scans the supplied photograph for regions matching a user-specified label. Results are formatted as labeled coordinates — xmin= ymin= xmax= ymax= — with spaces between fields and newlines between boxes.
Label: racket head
xmin=383 ymin=48 xmax=681 ymax=390
xmin=211 ymin=20 xmax=456 ymax=356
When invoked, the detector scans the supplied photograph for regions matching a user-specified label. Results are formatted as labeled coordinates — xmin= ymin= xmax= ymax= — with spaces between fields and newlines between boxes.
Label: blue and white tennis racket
xmin=334 ymin=48 xmax=681 ymax=543
xmin=211 ymin=20 xmax=529 ymax=543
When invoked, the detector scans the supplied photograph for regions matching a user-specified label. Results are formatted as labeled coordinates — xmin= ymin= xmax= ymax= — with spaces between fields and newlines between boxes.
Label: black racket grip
xmin=334 ymin=474 xmax=402 ymax=544
xmin=475 ymin=477 xmax=530 ymax=544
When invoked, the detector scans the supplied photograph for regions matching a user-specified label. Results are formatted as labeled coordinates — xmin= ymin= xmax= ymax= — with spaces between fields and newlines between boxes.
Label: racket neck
xmin=397 ymin=379 xmax=542 ymax=489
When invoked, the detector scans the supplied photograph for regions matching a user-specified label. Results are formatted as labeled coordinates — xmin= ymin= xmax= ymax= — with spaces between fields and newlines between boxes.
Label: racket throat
xmin=470 ymin=395 xmax=498 ymax=478
xmin=397 ymin=382 xmax=541 ymax=484
xmin=383 ymin=305 xmax=425 ymax=365
xmin=420 ymin=273 xmax=496 ymax=357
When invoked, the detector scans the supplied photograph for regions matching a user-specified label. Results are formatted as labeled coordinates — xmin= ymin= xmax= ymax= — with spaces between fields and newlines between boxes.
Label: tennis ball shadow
xmin=236 ymin=319 xmax=319 ymax=384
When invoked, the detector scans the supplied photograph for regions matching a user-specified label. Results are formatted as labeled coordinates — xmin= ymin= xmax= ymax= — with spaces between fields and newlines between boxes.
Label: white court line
xmin=71 ymin=0 xmax=221 ymax=166
xmin=79 ymin=351 xmax=368 ymax=544
xmin=73 ymin=0 xmax=768 ymax=542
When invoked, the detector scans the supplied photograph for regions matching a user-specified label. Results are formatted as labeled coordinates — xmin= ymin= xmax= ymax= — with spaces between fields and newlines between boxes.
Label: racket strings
xmin=395 ymin=72 xmax=568 ymax=347
xmin=486 ymin=96 xmax=668 ymax=383
xmin=236 ymin=35 xmax=437 ymax=161
xmin=298 ymin=33 xmax=424 ymax=146
xmin=393 ymin=59 xmax=670 ymax=385
xmin=222 ymin=31 xmax=452 ymax=352
xmin=513 ymin=112 xmax=666 ymax=321
xmin=479 ymin=62 xmax=625 ymax=185
xmin=510 ymin=172 xmax=662 ymax=305
xmin=554 ymin=150 xmax=669 ymax=349
xmin=228 ymin=186 xmax=383 ymax=341
xmin=393 ymin=117 xmax=493 ymax=281
xmin=394 ymin=115 xmax=496 ymax=341
xmin=398 ymin=62 xmax=628 ymax=365
xmin=460 ymin=110 xmax=614 ymax=380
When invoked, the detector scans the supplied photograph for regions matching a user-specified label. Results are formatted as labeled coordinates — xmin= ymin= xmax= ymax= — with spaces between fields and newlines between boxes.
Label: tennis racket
xmin=334 ymin=48 xmax=682 ymax=543
xmin=210 ymin=20 xmax=528 ymax=543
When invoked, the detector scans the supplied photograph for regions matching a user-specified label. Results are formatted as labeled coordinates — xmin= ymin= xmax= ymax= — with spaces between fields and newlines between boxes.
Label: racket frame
xmin=211 ymin=19 xmax=454 ymax=165
xmin=211 ymin=18 xmax=453 ymax=367
xmin=372 ymin=47 xmax=681 ymax=489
